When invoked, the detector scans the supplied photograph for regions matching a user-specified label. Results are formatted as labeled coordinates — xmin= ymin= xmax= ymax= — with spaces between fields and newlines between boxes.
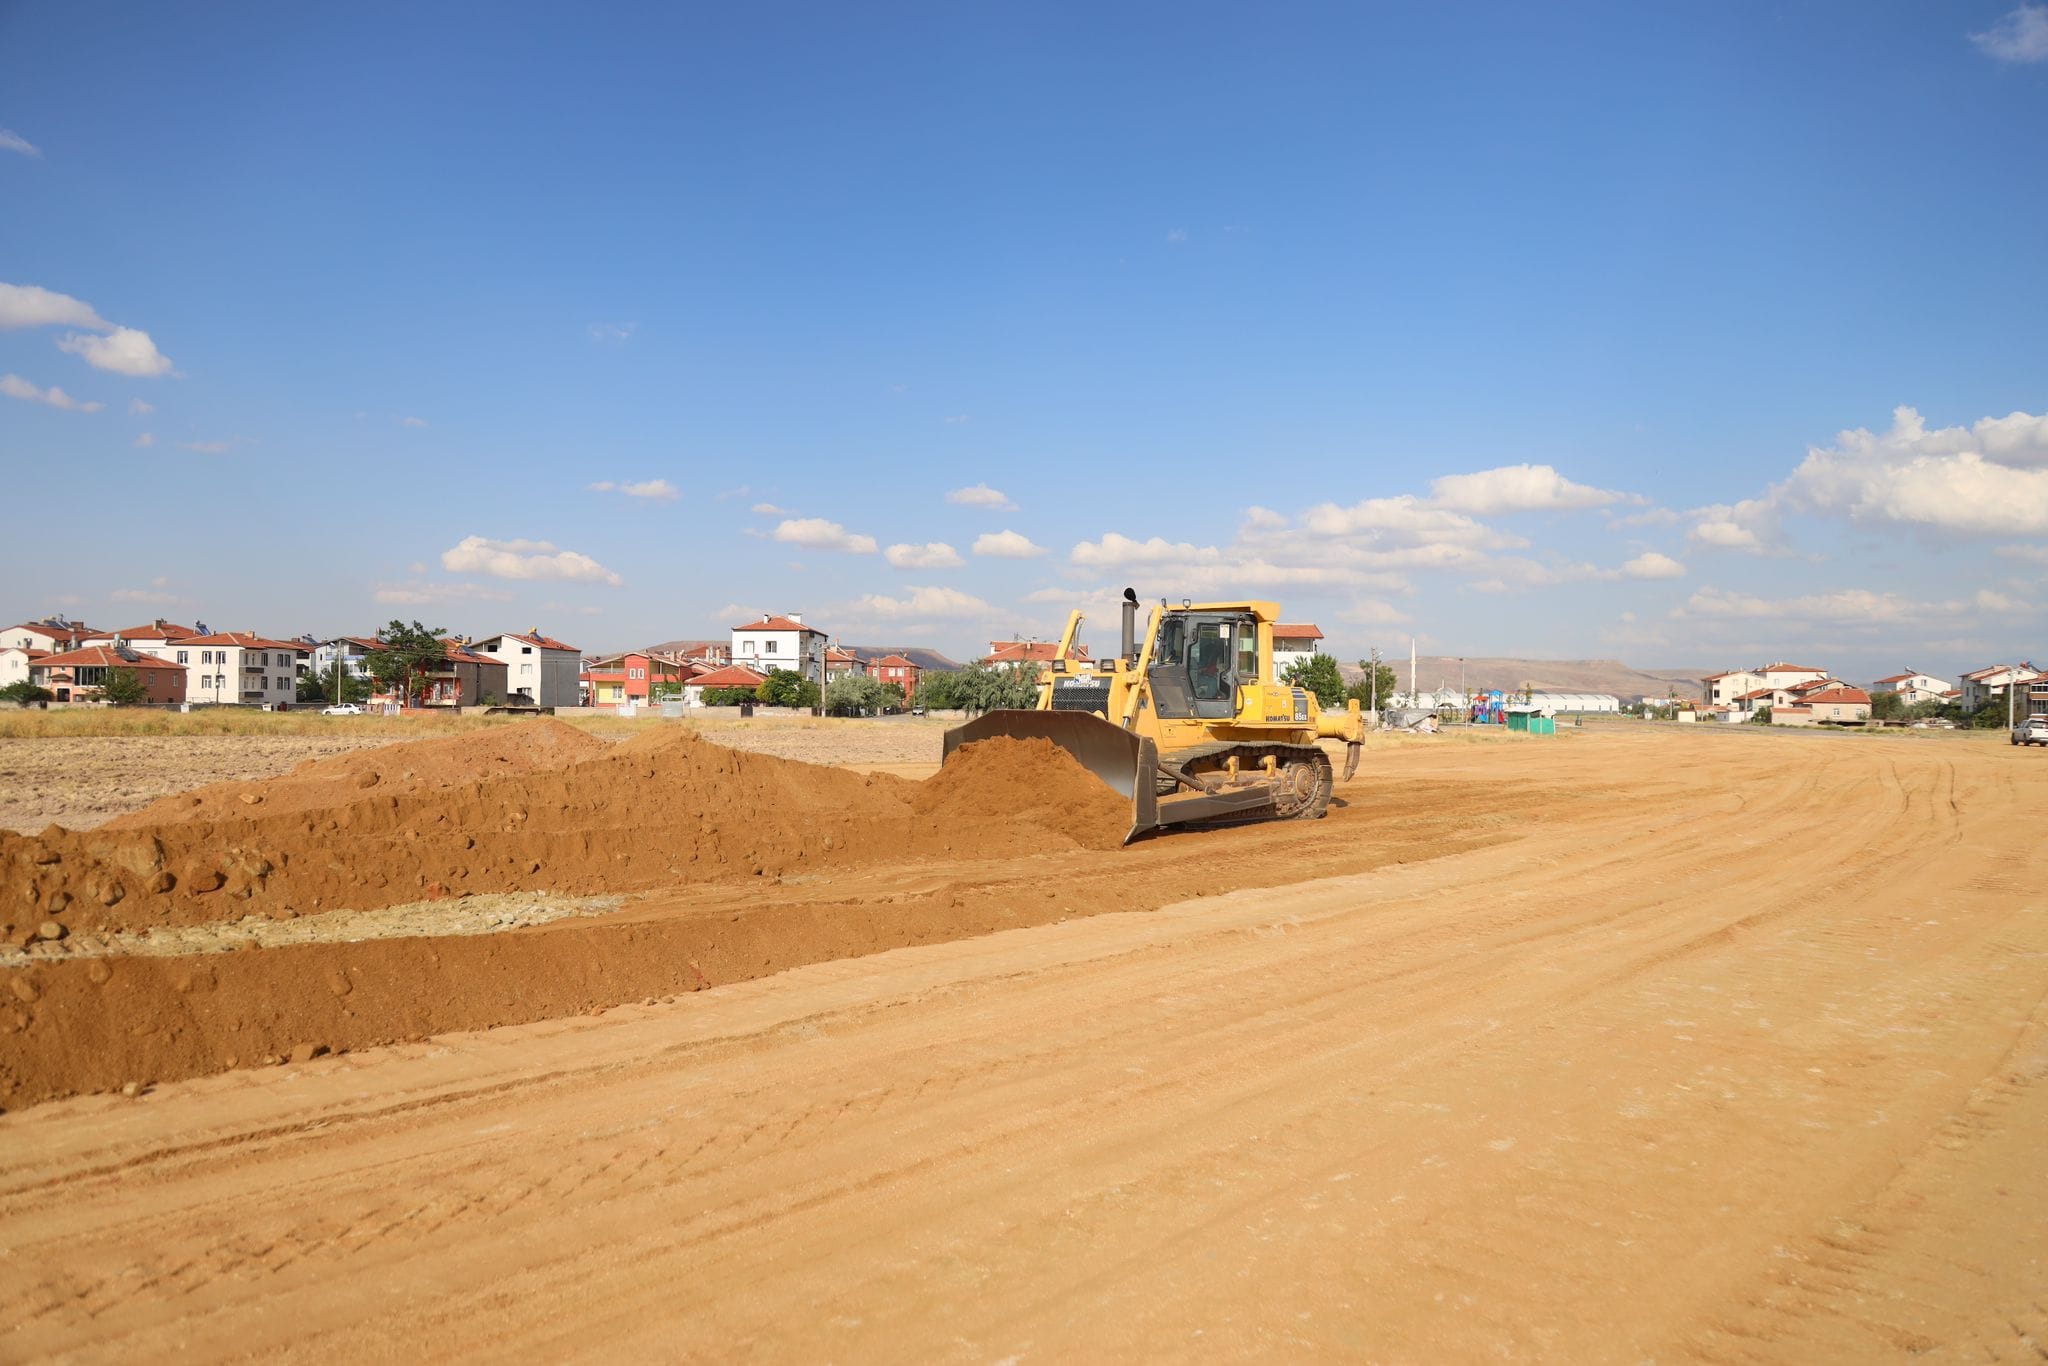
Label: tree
xmin=879 ymin=681 xmax=906 ymax=710
xmin=0 ymin=681 xmax=54 ymax=706
xmin=824 ymin=674 xmax=887 ymax=716
xmin=364 ymin=620 xmax=448 ymax=706
xmin=1751 ymin=705 xmax=1773 ymax=724
xmin=299 ymin=662 xmax=370 ymax=705
xmin=950 ymin=661 xmax=1039 ymax=713
xmin=1870 ymin=690 xmax=1903 ymax=721
xmin=1283 ymin=653 xmax=1345 ymax=709
xmin=1346 ymin=658 xmax=1399 ymax=711
xmin=702 ymin=686 xmax=759 ymax=706
xmin=91 ymin=666 xmax=149 ymax=706
xmin=755 ymin=668 xmax=822 ymax=709
xmin=917 ymin=669 xmax=967 ymax=711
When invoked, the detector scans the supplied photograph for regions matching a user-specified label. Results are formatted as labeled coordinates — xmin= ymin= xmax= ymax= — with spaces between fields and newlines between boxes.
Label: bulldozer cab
xmin=1150 ymin=611 xmax=1255 ymax=720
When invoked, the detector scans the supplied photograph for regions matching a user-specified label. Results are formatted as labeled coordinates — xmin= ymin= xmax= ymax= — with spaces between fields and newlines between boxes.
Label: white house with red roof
xmin=3 ymin=619 xmax=99 ymax=655
xmin=473 ymin=629 xmax=582 ymax=708
xmin=1700 ymin=669 xmax=1770 ymax=709
xmin=166 ymin=632 xmax=307 ymax=707
xmin=1 ymin=645 xmax=49 ymax=691
xmin=1271 ymin=624 xmax=1325 ymax=677
xmin=83 ymin=619 xmax=200 ymax=657
xmin=680 ymin=663 xmax=769 ymax=706
xmin=1772 ymin=685 xmax=1871 ymax=726
xmin=1869 ymin=671 xmax=1952 ymax=706
xmin=1958 ymin=662 xmax=2041 ymax=712
xmin=731 ymin=613 xmax=827 ymax=683
xmin=824 ymin=645 xmax=866 ymax=682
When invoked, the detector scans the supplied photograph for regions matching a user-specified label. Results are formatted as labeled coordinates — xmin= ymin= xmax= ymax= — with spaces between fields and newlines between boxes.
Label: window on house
xmin=177 ymin=650 xmax=188 ymax=663
xmin=766 ymin=640 xmax=777 ymax=653
xmin=521 ymin=646 xmax=533 ymax=654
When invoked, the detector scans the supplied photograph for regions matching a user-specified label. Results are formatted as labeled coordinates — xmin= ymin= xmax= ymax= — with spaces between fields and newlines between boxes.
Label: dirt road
xmin=3 ymin=730 xmax=2044 ymax=1361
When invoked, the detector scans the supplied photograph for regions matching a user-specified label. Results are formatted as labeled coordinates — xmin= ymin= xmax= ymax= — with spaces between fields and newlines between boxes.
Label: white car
xmin=2013 ymin=717 xmax=2048 ymax=747
xmin=322 ymin=703 xmax=365 ymax=716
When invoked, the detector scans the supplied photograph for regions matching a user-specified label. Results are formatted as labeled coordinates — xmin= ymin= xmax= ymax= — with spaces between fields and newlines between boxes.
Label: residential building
xmin=3 ymin=619 xmax=99 ymax=654
xmin=1798 ymin=686 xmax=1873 ymax=724
xmin=824 ymin=645 xmax=867 ymax=682
xmin=1700 ymin=669 xmax=1769 ymax=708
xmin=473 ymin=630 xmax=582 ymax=708
xmin=2023 ymin=675 xmax=2048 ymax=720
xmin=981 ymin=640 xmax=1091 ymax=671
xmin=643 ymin=638 xmax=731 ymax=667
xmin=31 ymin=646 xmax=188 ymax=705
xmin=868 ymin=653 xmax=921 ymax=703
xmin=1 ymin=646 xmax=48 ymax=690
xmin=731 ymin=613 xmax=827 ymax=683
xmin=418 ymin=641 xmax=509 ymax=707
xmin=310 ymin=636 xmax=383 ymax=688
xmin=1271 ymin=624 xmax=1326 ymax=677
xmin=580 ymin=650 xmax=693 ymax=709
xmin=1959 ymin=663 xmax=2041 ymax=711
xmin=681 ymin=664 xmax=768 ymax=706
xmin=1757 ymin=662 xmax=1829 ymax=690
xmin=1869 ymin=671 xmax=1953 ymax=706
xmin=83 ymin=619 xmax=201 ymax=657
xmin=173 ymin=633 xmax=308 ymax=707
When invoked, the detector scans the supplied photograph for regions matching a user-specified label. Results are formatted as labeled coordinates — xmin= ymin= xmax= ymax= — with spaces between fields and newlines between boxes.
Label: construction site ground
xmin=2 ymin=720 xmax=2044 ymax=1361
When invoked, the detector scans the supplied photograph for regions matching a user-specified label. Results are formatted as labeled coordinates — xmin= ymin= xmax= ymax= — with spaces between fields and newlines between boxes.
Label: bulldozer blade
xmin=942 ymin=709 xmax=1162 ymax=844
xmin=1344 ymin=740 xmax=1362 ymax=782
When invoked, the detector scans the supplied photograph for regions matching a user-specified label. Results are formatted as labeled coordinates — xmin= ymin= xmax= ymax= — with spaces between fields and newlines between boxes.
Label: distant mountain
xmin=846 ymin=645 xmax=966 ymax=672
xmin=1354 ymin=655 xmax=1707 ymax=701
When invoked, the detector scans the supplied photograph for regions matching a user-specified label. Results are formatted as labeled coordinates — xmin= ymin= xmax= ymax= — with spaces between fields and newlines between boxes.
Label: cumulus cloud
xmin=587 ymin=321 xmax=637 ymax=343
xmin=1972 ymin=3 xmax=2048 ymax=61
xmin=851 ymin=585 xmax=996 ymax=618
xmin=0 ymin=282 xmax=109 ymax=330
xmin=884 ymin=541 xmax=964 ymax=569
xmin=973 ymin=529 xmax=1048 ymax=559
xmin=128 ymin=397 xmax=154 ymax=416
xmin=1340 ymin=599 xmax=1413 ymax=626
xmin=1071 ymin=532 xmax=1400 ymax=593
xmin=57 ymin=326 xmax=175 ymax=377
xmin=1427 ymin=464 xmax=1626 ymax=515
xmin=0 ymin=129 xmax=39 ymax=158
xmin=1621 ymin=551 xmax=1686 ymax=580
xmin=399 ymin=415 xmax=429 ymax=428
xmin=440 ymin=535 xmax=624 ymax=585
xmin=751 ymin=502 xmax=790 ymax=516
xmin=946 ymin=483 xmax=1016 ymax=510
xmin=1298 ymin=495 xmax=1527 ymax=550
xmin=588 ymin=478 xmax=680 ymax=504
xmin=1675 ymin=586 xmax=1925 ymax=626
xmin=773 ymin=518 xmax=877 ymax=554
xmin=1 ymin=373 xmax=102 ymax=412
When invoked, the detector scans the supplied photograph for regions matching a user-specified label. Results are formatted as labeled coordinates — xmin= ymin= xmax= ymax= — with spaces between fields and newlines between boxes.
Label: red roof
xmin=1802 ymin=687 xmax=1870 ymax=706
xmin=869 ymin=654 xmax=919 ymax=669
xmin=1272 ymin=623 xmax=1324 ymax=639
xmin=106 ymin=621 xmax=199 ymax=641
xmin=1871 ymin=672 xmax=1920 ymax=684
xmin=1759 ymin=662 xmax=1824 ymax=673
xmin=1790 ymin=678 xmax=1836 ymax=694
xmin=5 ymin=622 xmax=99 ymax=643
xmin=33 ymin=646 xmax=186 ymax=671
xmin=177 ymin=632 xmax=308 ymax=651
xmin=688 ymin=664 xmax=769 ymax=689
xmin=824 ymin=646 xmax=861 ymax=662
xmin=1737 ymin=688 xmax=1776 ymax=701
xmin=982 ymin=641 xmax=1089 ymax=665
xmin=732 ymin=615 xmax=820 ymax=634
xmin=0 ymin=645 xmax=50 ymax=658
xmin=486 ymin=631 xmax=579 ymax=652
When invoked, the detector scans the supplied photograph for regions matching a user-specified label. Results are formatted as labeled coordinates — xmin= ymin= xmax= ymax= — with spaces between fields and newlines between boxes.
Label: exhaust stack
xmin=1120 ymin=587 xmax=1139 ymax=664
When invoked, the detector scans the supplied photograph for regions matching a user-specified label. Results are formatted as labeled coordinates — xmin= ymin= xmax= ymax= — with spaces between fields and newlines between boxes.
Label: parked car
xmin=2013 ymin=716 xmax=2048 ymax=747
xmin=322 ymin=702 xmax=365 ymax=716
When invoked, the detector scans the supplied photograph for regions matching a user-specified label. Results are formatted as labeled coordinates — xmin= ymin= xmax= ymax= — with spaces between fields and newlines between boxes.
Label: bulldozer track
xmin=1165 ymin=742 xmax=1336 ymax=822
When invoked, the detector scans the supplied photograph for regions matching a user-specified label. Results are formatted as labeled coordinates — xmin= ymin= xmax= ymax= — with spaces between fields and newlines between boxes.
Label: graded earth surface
xmin=1 ymin=722 xmax=2043 ymax=1362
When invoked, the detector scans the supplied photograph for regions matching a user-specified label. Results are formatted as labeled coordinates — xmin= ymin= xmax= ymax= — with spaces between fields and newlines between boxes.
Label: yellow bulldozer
xmin=944 ymin=589 xmax=1365 ymax=843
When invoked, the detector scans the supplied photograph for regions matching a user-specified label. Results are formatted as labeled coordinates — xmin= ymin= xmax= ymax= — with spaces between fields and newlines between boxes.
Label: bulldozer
xmin=943 ymin=589 xmax=1365 ymax=843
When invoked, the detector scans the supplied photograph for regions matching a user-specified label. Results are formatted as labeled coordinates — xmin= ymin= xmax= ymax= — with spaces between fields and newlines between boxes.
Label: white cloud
xmin=1675 ymin=586 xmax=1925 ymax=626
xmin=1340 ymin=599 xmax=1414 ymax=626
xmin=1071 ymin=532 xmax=1401 ymax=592
xmin=1972 ymin=3 xmax=2048 ymax=61
xmin=946 ymin=483 xmax=1016 ymax=510
xmin=1608 ymin=504 xmax=1680 ymax=530
xmin=1774 ymin=405 xmax=2048 ymax=538
xmin=751 ymin=502 xmax=790 ymax=516
xmin=57 ymin=326 xmax=175 ymax=377
xmin=1687 ymin=496 xmax=1781 ymax=553
xmin=440 ymin=535 xmax=624 ymax=585
xmin=1 ymin=373 xmax=102 ymax=412
xmin=973 ymin=529 xmax=1048 ymax=559
xmin=373 ymin=580 xmax=515 ymax=606
xmin=1427 ymin=464 xmax=1626 ymax=515
xmin=588 ymin=478 xmax=680 ymax=504
xmin=1995 ymin=543 xmax=2048 ymax=564
xmin=399 ymin=415 xmax=429 ymax=428
xmin=0 ymin=129 xmax=40 ymax=158
xmin=1241 ymin=506 xmax=1288 ymax=531
xmin=134 ymin=432 xmax=154 ymax=447
xmin=0 ymin=283 xmax=108 ymax=330
xmin=851 ymin=585 xmax=996 ymax=618
xmin=128 ymin=397 xmax=154 ymax=416
xmin=1621 ymin=551 xmax=1686 ymax=580
xmin=1299 ymin=495 xmax=1527 ymax=550
xmin=179 ymin=439 xmax=230 ymax=454
xmin=773 ymin=518 xmax=877 ymax=554
xmin=714 ymin=485 xmax=750 ymax=501
xmin=587 ymin=321 xmax=637 ymax=343
xmin=716 ymin=602 xmax=766 ymax=624
xmin=111 ymin=582 xmax=182 ymax=605
xmin=884 ymin=541 xmax=964 ymax=569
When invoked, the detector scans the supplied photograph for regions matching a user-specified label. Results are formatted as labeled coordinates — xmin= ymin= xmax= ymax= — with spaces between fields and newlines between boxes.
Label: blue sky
xmin=3 ymin=2 xmax=2045 ymax=678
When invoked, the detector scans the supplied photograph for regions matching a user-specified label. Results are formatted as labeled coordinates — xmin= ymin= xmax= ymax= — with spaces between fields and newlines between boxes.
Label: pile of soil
xmin=107 ymin=719 xmax=610 ymax=828
xmin=0 ymin=724 xmax=1130 ymax=945
xmin=914 ymin=737 xmax=1131 ymax=851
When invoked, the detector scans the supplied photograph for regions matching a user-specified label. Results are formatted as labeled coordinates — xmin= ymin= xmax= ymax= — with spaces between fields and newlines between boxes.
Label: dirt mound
xmin=914 ymin=737 xmax=1129 ymax=851
xmin=107 ymin=718 xmax=609 ymax=828
xmin=0 ymin=725 xmax=1131 ymax=944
